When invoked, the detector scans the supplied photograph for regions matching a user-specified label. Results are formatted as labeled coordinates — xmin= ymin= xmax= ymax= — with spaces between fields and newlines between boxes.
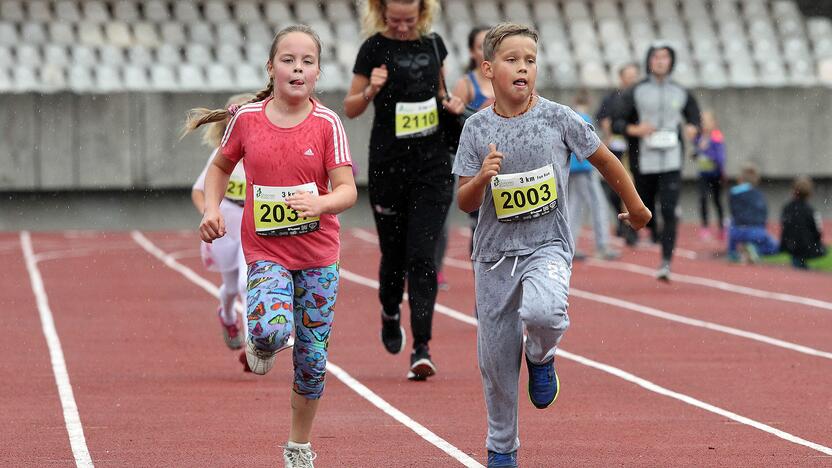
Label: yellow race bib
xmin=253 ymin=183 xmax=320 ymax=237
xmin=491 ymin=164 xmax=558 ymax=223
xmin=224 ymin=175 xmax=246 ymax=206
xmin=395 ymin=97 xmax=438 ymax=138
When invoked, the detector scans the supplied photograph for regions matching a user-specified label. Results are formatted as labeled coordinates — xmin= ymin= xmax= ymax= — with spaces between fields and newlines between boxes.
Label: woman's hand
xmin=443 ymin=95 xmax=466 ymax=115
xmin=368 ymin=65 xmax=388 ymax=95
xmin=199 ymin=208 xmax=226 ymax=242
xmin=286 ymin=191 xmax=325 ymax=218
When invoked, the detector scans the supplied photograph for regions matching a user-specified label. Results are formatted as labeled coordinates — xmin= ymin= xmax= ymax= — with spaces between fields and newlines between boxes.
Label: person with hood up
xmin=613 ymin=42 xmax=701 ymax=280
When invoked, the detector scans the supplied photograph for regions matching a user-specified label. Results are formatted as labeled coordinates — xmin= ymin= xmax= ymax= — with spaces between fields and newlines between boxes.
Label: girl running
xmin=184 ymin=25 xmax=356 ymax=468
xmin=191 ymin=93 xmax=253 ymax=351
xmin=343 ymin=0 xmax=465 ymax=381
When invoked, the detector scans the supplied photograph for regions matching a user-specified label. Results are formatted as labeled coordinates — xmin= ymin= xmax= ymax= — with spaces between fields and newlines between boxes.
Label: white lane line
xmin=20 ymin=232 xmax=94 ymax=468
xmin=428 ymin=227 xmax=832 ymax=311
xmin=570 ymin=289 xmax=832 ymax=360
xmin=585 ymin=259 xmax=832 ymax=312
xmin=351 ymin=230 xmax=832 ymax=360
xmin=340 ymin=265 xmax=832 ymax=457
xmin=130 ymin=231 xmax=482 ymax=468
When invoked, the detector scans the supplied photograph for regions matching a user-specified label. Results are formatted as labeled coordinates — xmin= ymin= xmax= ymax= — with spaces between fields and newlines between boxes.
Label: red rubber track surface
xmin=6 ymin=227 xmax=832 ymax=467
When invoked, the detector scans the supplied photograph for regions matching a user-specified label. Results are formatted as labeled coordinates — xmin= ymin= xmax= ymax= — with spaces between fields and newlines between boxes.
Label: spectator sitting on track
xmin=780 ymin=176 xmax=826 ymax=269
xmin=727 ymin=163 xmax=779 ymax=263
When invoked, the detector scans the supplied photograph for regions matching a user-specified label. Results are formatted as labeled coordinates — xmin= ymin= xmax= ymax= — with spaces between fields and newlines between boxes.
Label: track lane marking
xmin=20 ymin=231 xmax=94 ymax=467
xmin=338 ymin=265 xmax=832 ymax=457
xmin=351 ymin=229 xmax=832 ymax=360
xmin=130 ymin=231 xmax=483 ymax=468
xmin=362 ymin=228 xmax=832 ymax=311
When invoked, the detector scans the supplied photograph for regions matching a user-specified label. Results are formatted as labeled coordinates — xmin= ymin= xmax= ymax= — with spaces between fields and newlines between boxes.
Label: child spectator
xmin=693 ymin=111 xmax=726 ymax=240
xmin=568 ymin=89 xmax=619 ymax=260
xmin=727 ymin=163 xmax=779 ymax=262
xmin=780 ymin=176 xmax=826 ymax=269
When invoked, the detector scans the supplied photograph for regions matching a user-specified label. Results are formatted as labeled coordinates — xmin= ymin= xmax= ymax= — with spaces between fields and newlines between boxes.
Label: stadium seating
xmin=0 ymin=0 xmax=829 ymax=93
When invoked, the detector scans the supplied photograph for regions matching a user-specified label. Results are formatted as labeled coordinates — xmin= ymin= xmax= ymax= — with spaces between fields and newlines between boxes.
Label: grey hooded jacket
xmin=612 ymin=44 xmax=701 ymax=175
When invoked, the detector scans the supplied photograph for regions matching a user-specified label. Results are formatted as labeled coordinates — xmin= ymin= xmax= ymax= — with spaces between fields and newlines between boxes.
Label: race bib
xmin=646 ymin=129 xmax=679 ymax=149
xmin=491 ymin=164 xmax=558 ymax=223
xmin=395 ymin=97 xmax=438 ymax=138
xmin=697 ymin=156 xmax=716 ymax=172
xmin=253 ymin=183 xmax=320 ymax=237
xmin=224 ymin=174 xmax=246 ymax=206
xmin=609 ymin=135 xmax=628 ymax=152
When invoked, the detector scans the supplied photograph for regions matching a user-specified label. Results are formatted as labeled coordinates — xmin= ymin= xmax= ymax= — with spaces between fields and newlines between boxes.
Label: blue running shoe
xmin=526 ymin=355 xmax=559 ymax=409
xmin=487 ymin=450 xmax=517 ymax=468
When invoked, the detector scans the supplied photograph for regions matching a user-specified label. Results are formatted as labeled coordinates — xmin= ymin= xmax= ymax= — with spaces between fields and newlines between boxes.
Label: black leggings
xmin=697 ymin=175 xmax=724 ymax=228
xmin=368 ymin=153 xmax=453 ymax=349
xmin=636 ymin=171 xmax=681 ymax=262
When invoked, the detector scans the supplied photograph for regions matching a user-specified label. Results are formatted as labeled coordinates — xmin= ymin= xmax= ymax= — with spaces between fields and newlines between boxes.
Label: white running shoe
xmin=245 ymin=340 xmax=277 ymax=375
xmin=283 ymin=444 xmax=316 ymax=468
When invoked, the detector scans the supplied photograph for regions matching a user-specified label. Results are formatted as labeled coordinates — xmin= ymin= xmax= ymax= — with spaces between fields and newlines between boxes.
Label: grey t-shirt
xmin=452 ymin=96 xmax=601 ymax=262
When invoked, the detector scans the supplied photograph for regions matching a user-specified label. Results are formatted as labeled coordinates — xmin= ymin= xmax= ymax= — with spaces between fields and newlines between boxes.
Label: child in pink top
xmin=182 ymin=25 xmax=356 ymax=467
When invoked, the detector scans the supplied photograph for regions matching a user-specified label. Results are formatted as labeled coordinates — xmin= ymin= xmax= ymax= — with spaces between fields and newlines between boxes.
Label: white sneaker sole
xmin=245 ymin=336 xmax=294 ymax=375
xmin=407 ymin=358 xmax=436 ymax=381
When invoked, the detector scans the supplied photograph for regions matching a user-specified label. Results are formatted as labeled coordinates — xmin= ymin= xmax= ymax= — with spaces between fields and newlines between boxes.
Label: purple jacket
xmin=693 ymin=129 xmax=725 ymax=177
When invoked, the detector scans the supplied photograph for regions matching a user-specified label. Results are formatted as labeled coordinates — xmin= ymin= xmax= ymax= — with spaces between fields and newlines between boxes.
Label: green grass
xmin=760 ymin=246 xmax=832 ymax=272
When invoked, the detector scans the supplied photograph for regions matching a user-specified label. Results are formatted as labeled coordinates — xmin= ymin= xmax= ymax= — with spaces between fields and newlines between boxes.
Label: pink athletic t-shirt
xmin=220 ymin=97 xmax=352 ymax=270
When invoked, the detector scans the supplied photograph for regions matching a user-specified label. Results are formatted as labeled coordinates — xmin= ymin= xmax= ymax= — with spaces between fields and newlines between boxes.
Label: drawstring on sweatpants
xmin=487 ymin=255 xmax=520 ymax=277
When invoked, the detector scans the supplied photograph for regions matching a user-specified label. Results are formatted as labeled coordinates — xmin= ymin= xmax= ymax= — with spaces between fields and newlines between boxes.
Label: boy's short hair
xmin=740 ymin=162 xmax=761 ymax=186
xmin=793 ymin=175 xmax=813 ymax=200
xmin=483 ymin=22 xmax=539 ymax=62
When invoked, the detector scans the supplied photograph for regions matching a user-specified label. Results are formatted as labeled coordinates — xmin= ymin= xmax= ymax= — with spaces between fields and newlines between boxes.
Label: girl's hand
xmin=477 ymin=143 xmax=504 ymax=183
xmin=286 ymin=191 xmax=325 ymax=218
xmin=443 ymin=95 xmax=466 ymax=115
xmin=199 ymin=208 xmax=226 ymax=242
xmin=618 ymin=206 xmax=652 ymax=231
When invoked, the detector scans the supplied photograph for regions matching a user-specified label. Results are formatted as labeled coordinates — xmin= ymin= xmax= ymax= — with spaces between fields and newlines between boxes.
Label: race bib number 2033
xmin=253 ymin=183 xmax=320 ymax=236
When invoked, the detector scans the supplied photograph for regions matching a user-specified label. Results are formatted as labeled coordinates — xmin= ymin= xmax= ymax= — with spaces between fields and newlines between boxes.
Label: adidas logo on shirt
xmin=304 ymin=148 xmax=315 ymax=157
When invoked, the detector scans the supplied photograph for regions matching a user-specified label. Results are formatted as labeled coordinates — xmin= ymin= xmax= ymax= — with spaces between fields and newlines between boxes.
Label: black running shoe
xmin=407 ymin=344 xmax=436 ymax=381
xmin=381 ymin=310 xmax=405 ymax=354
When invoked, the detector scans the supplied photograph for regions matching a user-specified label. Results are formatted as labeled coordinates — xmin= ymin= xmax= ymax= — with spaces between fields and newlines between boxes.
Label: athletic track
xmin=4 ymin=224 xmax=831 ymax=467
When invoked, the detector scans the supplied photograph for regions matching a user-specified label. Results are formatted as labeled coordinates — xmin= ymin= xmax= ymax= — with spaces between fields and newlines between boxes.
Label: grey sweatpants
xmin=473 ymin=243 xmax=572 ymax=454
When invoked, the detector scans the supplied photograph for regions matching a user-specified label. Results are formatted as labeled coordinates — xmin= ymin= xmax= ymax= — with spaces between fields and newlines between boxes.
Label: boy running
xmin=453 ymin=23 xmax=651 ymax=467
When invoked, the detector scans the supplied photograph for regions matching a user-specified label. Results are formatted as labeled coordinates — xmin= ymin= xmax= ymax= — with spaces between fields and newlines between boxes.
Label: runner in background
xmin=191 ymin=93 xmax=254 ymax=352
xmin=595 ymin=62 xmax=640 ymax=246
xmin=344 ymin=0 xmax=465 ymax=381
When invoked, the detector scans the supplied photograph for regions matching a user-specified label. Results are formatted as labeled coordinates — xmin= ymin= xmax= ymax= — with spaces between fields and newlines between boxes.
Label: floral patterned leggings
xmin=246 ymin=260 xmax=339 ymax=400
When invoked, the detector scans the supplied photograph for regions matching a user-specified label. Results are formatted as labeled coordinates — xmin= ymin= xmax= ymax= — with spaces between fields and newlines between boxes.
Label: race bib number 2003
xmin=490 ymin=164 xmax=558 ymax=223
xmin=253 ymin=183 xmax=320 ymax=237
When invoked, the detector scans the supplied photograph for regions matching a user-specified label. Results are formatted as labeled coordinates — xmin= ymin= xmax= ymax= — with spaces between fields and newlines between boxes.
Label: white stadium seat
xmin=41 ymin=64 xmax=67 ymax=91
xmin=96 ymin=65 xmax=123 ymax=92
xmin=13 ymin=66 xmax=41 ymax=92
xmin=206 ymin=63 xmax=236 ymax=91
xmin=150 ymin=64 xmax=178 ymax=91
xmin=54 ymin=1 xmax=81 ymax=22
xmin=81 ymin=0 xmax=112 ymax=23
xmin=0 ymin=1 xmax=25 ymax=22
xmin=124 ymin=65 xmax=151 ymax=91
xmin=204 ymin=1 xmax=232 ymax=22
xmin=112 ymin=1 xmax=140 ymax=22
xmin=27 ymin=0 xmax=54 ymax=22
